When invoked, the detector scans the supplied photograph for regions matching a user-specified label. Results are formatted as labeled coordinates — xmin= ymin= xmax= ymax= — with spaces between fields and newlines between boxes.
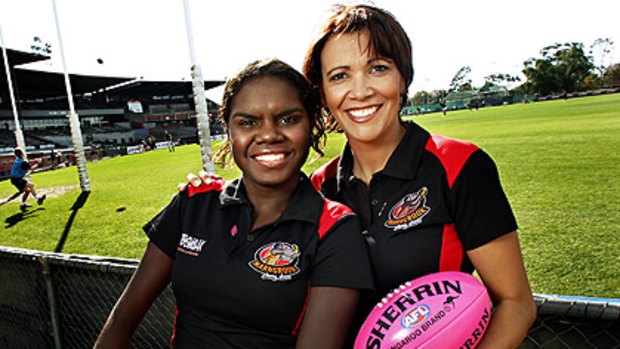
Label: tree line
xmin=412 ymin=38 xmax=619 ymax=105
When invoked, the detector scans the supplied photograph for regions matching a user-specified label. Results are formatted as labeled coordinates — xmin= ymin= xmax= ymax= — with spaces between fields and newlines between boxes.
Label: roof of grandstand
xmin=445 ymin=90 xmax=480 ymax=102
xmin=11 ymin=69 xmax=135 ymax=100
xmin=1 ymin=48 xmax=224 ymax=110
xmin=2 ymin=48 xmax=49 ymax=66
xmin=479 ymin=85 xmax=509 ymax=95
xmin=100 ymin=79 xmax=224 ymax=100
xmin=2 ymin=48 xmax=133 ymax=101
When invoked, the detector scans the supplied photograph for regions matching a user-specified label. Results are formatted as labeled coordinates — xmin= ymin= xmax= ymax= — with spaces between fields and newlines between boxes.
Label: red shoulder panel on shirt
xmin=439 ymin=223 xmax=464 ymax=272
xmin=187 ymin=178 xmax=226 ymax=197
xmin=318 ymin=198 xmax=354 ymax=239
xmin=424 ymin=135 xmax=478 ymax=188
xmin=310 ymin=156 xmax=340 ymax=191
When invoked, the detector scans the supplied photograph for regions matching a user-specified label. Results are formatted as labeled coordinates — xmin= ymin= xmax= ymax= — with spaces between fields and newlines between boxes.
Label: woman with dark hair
xmin=303 ymin=4 xmax=536 ymax=348
xmin=96 ymin=58 xmax=373 ymax=349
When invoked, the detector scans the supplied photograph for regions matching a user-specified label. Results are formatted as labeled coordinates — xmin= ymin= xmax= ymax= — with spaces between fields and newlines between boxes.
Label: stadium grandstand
xmin=1 ymin=48 xmax=224 ymax=179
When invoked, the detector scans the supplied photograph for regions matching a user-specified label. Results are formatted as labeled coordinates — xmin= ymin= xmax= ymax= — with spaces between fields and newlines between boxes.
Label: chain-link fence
xmin=522 ymin=295 xmax=620 ymax=348
xmin=0 ymin=246 xmax=174 ymax=349
xmin=1 ymin=245 xmax=618 ymax=348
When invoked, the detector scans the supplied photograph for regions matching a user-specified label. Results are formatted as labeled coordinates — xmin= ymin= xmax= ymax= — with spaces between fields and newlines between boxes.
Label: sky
xmin=1 ymin=0 xmax=619 ymax=101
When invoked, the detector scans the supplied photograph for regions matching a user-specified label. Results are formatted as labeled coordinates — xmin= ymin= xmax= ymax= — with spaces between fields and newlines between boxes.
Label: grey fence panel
xmin=50 ymin=257 xmax=175 ymax=348
xmin=521 ymin=295 xmax=620 ymax=348
xmin=523 ymin=316 xmax=620 ymax=348
xmin=0 ymin=252 xmax=53 ymax=349
xmin=0 ymin=247 xmax=174 ymax=348
xmin=54 ymin=262 xmax=132 ymax=348
xmin=1 ymin=246 xmax=619 ymax=348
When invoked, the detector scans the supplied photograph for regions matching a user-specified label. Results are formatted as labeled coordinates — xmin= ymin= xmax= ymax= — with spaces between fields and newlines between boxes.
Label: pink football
xmin=354 ymin=271 xmax=492 ymax=349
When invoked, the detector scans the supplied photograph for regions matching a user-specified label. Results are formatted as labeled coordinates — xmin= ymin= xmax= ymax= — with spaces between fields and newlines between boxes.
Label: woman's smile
xmin=345 ymin=105 xmax=381 ymax=122
xmin=252 ymin=151 xmax=289 ymax=168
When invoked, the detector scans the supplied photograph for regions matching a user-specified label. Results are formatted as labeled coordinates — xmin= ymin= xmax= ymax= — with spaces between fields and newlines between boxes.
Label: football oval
xmin=354 ymin=271 xmax=492 ymax=349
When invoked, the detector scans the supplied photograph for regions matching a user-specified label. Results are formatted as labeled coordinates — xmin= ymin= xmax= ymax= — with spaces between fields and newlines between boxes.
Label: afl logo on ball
xmin=385 ymin=187 xmax=431 ymax=231
xmin=401 ymin=305 xmax=431 ymax=328
xmin=249 ymin=242 xmax=301 ymax=282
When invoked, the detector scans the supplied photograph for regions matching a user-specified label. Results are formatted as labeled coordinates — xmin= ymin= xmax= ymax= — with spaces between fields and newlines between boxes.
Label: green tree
xmin=30 ymin=36 xmax=52 ymax=54
xmin=603 ymin=63 xmax=620 ymax=87
xmin=412 ymin=89 xmax=447 ymax=105
xmin=582 ymin=74 xmax=602 ymax=90
xmin=522 ymin=42 xmax=595 ymax=95
xmin=449 ymin=66 xmax=472 ymax=92
xmin=412 ymin=91 xmax=431 ymax=105
xmin=484 ymin=73 xmax=521 ymax=89
xmin=457 ymin=82 xmax=473 ymax=92
xmin=430 ymin=89 xmax=447 ymax=103
xmin=590 ymin=38 xmax=614 ymax=77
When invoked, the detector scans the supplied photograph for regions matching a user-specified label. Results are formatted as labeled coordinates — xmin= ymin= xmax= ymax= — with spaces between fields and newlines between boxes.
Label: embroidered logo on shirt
xmin=249 ymin=242 xmax=301 ymax=282
xmin=177 ymin=233 xmax=207 ymax=256
xmin=384 ymin=187 xmax=431 ymax=231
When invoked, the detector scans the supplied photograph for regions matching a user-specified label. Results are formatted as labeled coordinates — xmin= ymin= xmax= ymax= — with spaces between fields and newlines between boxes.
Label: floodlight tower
xmin=182 ymin=0 xmax=215 ymax=173
xmin=0 ymin=25 xmax=28 ymax=158
xmin=51 ymin=0 xmax=90 ymax=191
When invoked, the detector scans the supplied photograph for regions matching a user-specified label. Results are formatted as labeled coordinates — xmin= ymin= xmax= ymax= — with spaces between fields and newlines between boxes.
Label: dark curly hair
xmin=214 ymin=58 xmax=325 ymax=165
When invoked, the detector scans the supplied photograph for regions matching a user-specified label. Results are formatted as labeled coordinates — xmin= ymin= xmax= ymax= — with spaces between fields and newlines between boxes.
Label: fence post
xmin=39 ymin=256 xmax=62 ymax=349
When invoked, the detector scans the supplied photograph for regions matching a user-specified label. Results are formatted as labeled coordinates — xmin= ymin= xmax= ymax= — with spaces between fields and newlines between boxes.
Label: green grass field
xmin=1 ymin=94 xmax=619 ymax=298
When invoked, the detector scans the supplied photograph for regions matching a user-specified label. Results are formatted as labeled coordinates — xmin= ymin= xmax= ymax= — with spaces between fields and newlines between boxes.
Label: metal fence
xmin=0 ymin=246 xmax=618 ymax=348
xmin=0 ymin=246 xmax=174 ymax=349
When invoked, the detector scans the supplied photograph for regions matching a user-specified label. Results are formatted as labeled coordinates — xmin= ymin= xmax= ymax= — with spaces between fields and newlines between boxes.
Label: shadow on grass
xmin=0 ymin=192 xmax=22 ymax=206
xmin=4 ymin=207 xmax=46 ymax=228
xmin=55 ymin=191 xmax=90 ymax=253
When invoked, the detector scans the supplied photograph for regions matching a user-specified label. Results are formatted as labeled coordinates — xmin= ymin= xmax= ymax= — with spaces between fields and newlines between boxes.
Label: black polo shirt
xmin=311 ymin=121 xmax=518 ymax=300
xmin=143 ymin=174 xmax=373 ymax=349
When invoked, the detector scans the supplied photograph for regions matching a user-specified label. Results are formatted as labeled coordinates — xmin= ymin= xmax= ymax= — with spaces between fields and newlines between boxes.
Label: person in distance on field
xmin=164 ymin=129 xmax=175 ymax=152
xmin=9 ymin=148 xmax=46 ymax=211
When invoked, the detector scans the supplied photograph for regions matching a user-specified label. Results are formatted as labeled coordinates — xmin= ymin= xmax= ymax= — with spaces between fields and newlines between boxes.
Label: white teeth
xmin=255 ymin=153 xmax=285 ymax=162
xmin=348 ymin=106 xmax=378 ymax=118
